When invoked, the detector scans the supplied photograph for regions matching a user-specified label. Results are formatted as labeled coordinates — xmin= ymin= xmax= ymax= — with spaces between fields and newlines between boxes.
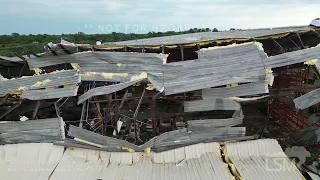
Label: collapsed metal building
xmin=0 ymin=25 xmax=320 ymax=179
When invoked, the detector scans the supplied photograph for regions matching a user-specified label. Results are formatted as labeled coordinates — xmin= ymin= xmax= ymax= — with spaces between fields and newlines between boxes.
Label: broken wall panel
xmin=202 ymin=80 xmax=269 ymax=99
xmin=293 ymin=88 xmax=320 ymax=110
xmin=0 ymin=118 xmax=65 ymax=144
xmin=184 ymin=98 xmax=241 ymax=112
xmin=21 ymin=86 xmax=79 ymax=100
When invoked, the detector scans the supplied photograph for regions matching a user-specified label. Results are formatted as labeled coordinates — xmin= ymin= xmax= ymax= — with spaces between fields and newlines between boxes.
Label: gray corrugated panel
xmin=202 ymin=80 xmax=269 ymax=98
xmin=0 ymin=70 xmax=77 ymax=95
xmin=198 ymin=42 xmax=265 ymax=59
xmin=140 ymin=129 xmax=188 ymax=149
xmin=187 ymin=109 xmax=244 ymax=132
xmin=184 ymin=98 xmax=241 ymax=112
xmin=293 ymin=88 xmax=320 ymax=110
xmin=263 ymin=45 xmax=320 ymax=68
xmin=27 ymin=51 xmax=165 ymax=69
xmin=187 ymin=117 xmax=243 ymax=132
xmin=29 ymin=75 xmax=81 ymax=90
xmin=68 ymin=125 xmax=141 ymax=151
xmin=21 ymin=86 xmax=79 ymax=100
xmin=0 ymin=118 xmax=65 ymax=144
xmin=103 ymin=25 xmax=309 ymax=46
xmin=226 ymin=139 xmax=305 ymax=180
xmin=78 ymin=79 xmax=142 ymax=104
xmin=163 ymin=43 xmax=266 ymax=95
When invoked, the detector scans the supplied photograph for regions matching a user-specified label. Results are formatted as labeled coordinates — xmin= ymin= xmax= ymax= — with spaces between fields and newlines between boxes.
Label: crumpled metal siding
xmin=103 ymin=26 xmax=309 ymax=46
xmin=0 ymin=118 xmax=65 ymax=144
xmin=21 ymin=86 xmax=79 ymax=100
xmin=184 ymin=98 xmax=241 ymax=112
xmin=0 ymin=70 xmax=78 ymax=95
xmin=202 ymin=80 xmax=269 ymax=99
xmin=293 ymin=88 xmax=320 ymax=110
xmin=77 ymin=79 xmax=143 ymax=104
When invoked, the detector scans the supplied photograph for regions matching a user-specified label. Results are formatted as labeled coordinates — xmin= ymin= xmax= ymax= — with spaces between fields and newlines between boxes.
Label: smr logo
xmin=265 ymin=146 xmax=311 ymax=171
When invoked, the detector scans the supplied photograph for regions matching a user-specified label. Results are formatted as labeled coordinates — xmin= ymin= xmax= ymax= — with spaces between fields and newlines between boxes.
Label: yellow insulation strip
xmin=33 ymin=68 xmax=43 ymax=75
xmin=101 ymin=73 xmax=128 ymax=79
xmin=131 ymin=72 xmax=147 ymax=81
xmin=146 ymin=84 xmax=156 ymax=91
xmin=305 ymin=59 xmax=318 ymax=66
xmin=222 ymin=143 xmax=242 ymax=180
xmin=31 ymin=79 xmax=52 ymax=87
xmin=229 ymin=95 xmax=268 ymax=102
xmin=64 ymin=84 xmax=77 ymax=88
xmin=93 ymin=46 xmax=124 ymax=50
xmin=255 ymin=32 xmax=290 ymax=40
xmin=144 ymin=148 xmax=151 ymax=156
xmin=71 ymin=63 xmax=80 ymax=70
xmin=74 ymin=138 xmax=104 ymax=148
xmin=83 ymin=72 xmax=96 ymax=78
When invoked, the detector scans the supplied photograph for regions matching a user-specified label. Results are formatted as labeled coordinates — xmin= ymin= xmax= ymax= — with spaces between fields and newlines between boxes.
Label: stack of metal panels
xmin=0 ymin=118 xmax=65 ymax=144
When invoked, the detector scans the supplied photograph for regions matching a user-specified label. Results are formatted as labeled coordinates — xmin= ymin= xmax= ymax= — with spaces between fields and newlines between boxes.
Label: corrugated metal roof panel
xmin=184 ymin=98 xmax=241 ymax=112
xmin=21 ymin=86 xmax=79 ymax=100
xmin=103 ymin=26 xmax=310 ymax=46
xmin=293 ymin=88 xmax=320 ymax=110
xmin=50 ymin=142 xmax=233 ymax=180
xmin=27 ymin=51 xmax=165 ymax=69
xmin=226 ymin=139 xmax=305 ymax=180
xmin=263 ymin=45 xmax=320 ymax=68
xmin=0 ymin=118 xmax=65 ymax=144
xmin=202 ymin=80 xmax=269 ymax=99
xmin=0 ymin=70 xmax=77 ymax=95
xmin=163 ymin=43 xmax=266 ymax=95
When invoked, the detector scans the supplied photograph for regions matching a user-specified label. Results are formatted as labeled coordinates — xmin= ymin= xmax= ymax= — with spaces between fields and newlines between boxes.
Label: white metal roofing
xmin=0 ymin=139 xmax=305 ymax=180
xmin=226 ymin=139 xmax=305 ymax=180
xmin=0 ymin=143 xmax=64 ymax=180
xmin=50 ymin=142 xmax=233 ymax=180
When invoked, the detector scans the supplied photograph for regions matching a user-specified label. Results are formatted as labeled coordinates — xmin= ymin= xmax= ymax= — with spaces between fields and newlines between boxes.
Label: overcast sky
xmin=0 ymin=0 xmax=319 ymax=35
